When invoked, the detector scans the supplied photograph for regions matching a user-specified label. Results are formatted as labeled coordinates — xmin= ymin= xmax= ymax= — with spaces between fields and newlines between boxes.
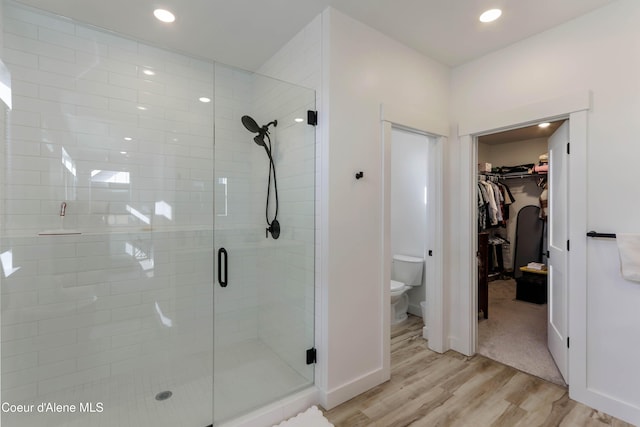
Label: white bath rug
xmin=273 ymin=406 xmax=333 ymax=427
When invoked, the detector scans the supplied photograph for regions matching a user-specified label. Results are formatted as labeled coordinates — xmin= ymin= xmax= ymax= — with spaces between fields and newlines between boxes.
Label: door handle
xmin=218 ymin=247 xmax=228 ymax=287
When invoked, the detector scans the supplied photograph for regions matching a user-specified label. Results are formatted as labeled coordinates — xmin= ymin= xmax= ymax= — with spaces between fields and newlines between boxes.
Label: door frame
xmin=547 ymin=120 xmax=570 ymax=382
xmin=456 ymin=91 xmax=589 ymax=395
xmin=381 ymin=103 xmax=447 ymax=381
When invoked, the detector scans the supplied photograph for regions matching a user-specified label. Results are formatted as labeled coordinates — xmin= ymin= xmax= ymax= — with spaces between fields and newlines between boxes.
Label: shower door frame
xmin=212 ymin=65 xmax=317 ymax=424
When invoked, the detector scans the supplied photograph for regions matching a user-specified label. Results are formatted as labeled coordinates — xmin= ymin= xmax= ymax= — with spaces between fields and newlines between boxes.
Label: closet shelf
xmin=479 ymin=172 xmax=546 ymax=180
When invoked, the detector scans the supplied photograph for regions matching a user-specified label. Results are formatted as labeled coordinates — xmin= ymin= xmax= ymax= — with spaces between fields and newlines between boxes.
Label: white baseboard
xmin=570 ymin=387 xmax=640 ymax=426
xmin=319 ymin=367 xmax=387 ymax=410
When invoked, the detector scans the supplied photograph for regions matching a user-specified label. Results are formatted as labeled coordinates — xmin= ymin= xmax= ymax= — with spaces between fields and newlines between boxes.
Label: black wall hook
xmin=355 ymin=171 xmax=364 ymax=180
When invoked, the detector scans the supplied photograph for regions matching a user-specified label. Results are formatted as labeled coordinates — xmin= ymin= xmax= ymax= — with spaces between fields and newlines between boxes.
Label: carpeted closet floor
xmin=477 ymin=279 xmax=566 ymax=387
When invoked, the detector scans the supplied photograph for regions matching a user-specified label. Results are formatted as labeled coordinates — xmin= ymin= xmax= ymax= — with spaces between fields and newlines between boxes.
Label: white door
xmin=547 ymin=120 xmax=569 ymax=383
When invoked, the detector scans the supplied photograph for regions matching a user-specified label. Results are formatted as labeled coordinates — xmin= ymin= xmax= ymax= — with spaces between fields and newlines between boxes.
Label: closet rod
xmin=586 ymin=231 xmax=617 ymax=239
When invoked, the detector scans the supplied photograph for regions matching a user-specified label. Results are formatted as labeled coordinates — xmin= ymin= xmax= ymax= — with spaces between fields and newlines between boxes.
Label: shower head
xmin=254 ymin=135 xmax=267 ymax=148
xmin=241 ymin=115 xmax=262 ymax=134
xmin=241 ymin=116 xmax=277 ymax=135
xmin=242 ymin=115 xmax=278 ymax=149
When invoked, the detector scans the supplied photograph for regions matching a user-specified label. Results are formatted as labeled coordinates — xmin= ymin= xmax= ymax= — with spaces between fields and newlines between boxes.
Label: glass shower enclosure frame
xmin=0 ymin=3 xmax=316 ymax=426
xmin=213 ymin=65 xmax=316 ymax=424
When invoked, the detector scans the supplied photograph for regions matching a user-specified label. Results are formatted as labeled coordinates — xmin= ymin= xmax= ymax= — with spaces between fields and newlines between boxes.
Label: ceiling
xmin=11 ymin=0 xmax=619 ymax=71
xmin=478 ymin=121 xmax=564 ymax=145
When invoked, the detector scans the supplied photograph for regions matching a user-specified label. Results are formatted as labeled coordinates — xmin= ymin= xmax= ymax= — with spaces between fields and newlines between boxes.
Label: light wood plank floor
xmin=323 ymin=315 xmax=634 ymax=427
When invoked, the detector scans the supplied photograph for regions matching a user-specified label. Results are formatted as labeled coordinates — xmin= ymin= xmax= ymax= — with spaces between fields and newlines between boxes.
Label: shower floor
xmin=2 ymin=340 xmax=312 ymax=427
xmin=2 ymin=352 xmax=213 ymax=427
xmin=214 ymin=338 xmax=312 ymax=424
xmin=2 ymin=340 xmax=309 ymax=427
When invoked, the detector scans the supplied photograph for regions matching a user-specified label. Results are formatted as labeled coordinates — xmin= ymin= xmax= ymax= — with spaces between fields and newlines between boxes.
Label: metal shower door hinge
xmin=306 ymin=347 xmax=317 ymax=365
xmin=307 ymin=110 xmax=318 ymax=126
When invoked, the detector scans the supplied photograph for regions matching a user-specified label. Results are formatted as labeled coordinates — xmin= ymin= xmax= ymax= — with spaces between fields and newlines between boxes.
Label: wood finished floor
xmin=323 ymin=315 xmax=634 ymax=427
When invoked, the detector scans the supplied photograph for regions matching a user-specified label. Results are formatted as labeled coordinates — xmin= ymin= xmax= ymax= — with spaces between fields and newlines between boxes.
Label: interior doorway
xmin=456 ymin=97 xmax=589 ymax=403
xmin=389 ymin=127 xmax=430 ymax=326
xmin=474 ymin=119 xmax=567 ymax=386
xmin=381 ymin=115 xmax=446 ymax=379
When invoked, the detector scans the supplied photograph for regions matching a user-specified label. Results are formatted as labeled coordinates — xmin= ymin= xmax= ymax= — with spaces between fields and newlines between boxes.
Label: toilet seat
xmin=390 ymin=280 xmax=406 ymax=296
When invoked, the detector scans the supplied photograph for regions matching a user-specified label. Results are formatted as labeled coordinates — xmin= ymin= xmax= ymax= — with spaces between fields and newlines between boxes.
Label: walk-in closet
xmin=476 ymin=120 xmax=565 ymax=386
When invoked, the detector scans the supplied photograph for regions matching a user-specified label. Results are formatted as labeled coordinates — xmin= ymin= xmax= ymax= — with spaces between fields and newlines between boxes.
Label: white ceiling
xmin=12 ymin=0 xmax=619 ymax=71
xmin=479 ymin=121 xmax=564 ymax=145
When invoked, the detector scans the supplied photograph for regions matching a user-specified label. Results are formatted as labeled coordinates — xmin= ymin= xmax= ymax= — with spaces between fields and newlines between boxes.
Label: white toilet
xmin=390 ymin=254 xmax=424 ymax=325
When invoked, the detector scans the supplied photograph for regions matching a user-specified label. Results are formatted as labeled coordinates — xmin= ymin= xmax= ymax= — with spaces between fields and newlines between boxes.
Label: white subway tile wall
xmin=2 ymin=2 xmax=318 ymax=426
xmin=2 ymin=3 xmax=215 ymax=426
xmin=257 ymin=13 xmax=322 ymax=390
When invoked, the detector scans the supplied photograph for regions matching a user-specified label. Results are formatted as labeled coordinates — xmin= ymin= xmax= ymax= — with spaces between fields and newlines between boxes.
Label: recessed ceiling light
xmin=479 ymin=9 xmax=502 ymax=23
xmin=137 ymin=106 xmax=147 ymax=111
xmin=143 ymin=69 xmax=156 ymax=76
xmin=154 ymin=9 xmax=175 ymax=23
xmin=199 ymin=97 xmax=211 ymax=103
xmin=538 ymin=122 xmax=551 ymax=128
xmin=124 ymin=137 xmax=133 ymax=141
xmin=294 ymin=118 xmax=304 ymax=123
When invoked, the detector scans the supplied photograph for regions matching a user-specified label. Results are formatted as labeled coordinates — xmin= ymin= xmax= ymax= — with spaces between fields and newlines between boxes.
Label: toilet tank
xmin=392 ymin=254 xmax=424 ymax=287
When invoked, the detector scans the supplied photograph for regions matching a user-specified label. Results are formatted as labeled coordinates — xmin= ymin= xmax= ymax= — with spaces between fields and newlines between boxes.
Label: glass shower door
xmin=1 ymin=4 xmax=214 ymax=426
xmin=213 ymin=64 xmax=316 ymax=424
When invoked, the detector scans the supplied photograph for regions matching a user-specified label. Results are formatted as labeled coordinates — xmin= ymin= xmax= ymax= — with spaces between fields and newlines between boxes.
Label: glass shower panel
xmin=213 ymin=64 xmax=316 ymax=424
xmin=1 ymin=4 xmax=214 ymax=426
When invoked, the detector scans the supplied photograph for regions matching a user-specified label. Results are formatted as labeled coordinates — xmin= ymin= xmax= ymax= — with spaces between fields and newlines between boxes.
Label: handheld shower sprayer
xmin=241 ymin=115 xmax=280 ymax=239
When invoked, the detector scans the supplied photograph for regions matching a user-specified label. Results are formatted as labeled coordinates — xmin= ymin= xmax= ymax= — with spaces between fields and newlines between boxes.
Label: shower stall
xmin=0 ymin=2 xmax=316 ymax=426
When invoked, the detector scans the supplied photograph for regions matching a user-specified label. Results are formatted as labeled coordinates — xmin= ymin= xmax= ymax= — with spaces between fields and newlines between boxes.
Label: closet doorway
xmin=475 ymin=119 xmax=568 ymax=386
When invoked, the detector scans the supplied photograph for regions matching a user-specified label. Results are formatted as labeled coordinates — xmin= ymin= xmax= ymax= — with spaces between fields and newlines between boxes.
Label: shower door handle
xmin=218 ymin=247 xmax=228 ymax=287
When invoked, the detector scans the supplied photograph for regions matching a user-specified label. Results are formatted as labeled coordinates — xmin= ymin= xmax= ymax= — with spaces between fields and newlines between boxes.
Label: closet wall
xmin=478 ymin=137 xmax=548 ymax=269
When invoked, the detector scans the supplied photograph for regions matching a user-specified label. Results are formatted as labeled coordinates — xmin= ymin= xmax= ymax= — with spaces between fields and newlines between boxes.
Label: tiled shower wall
xmin=250 ymin=75 xmax=315 ymax=379
xmin=258 ymin=14 xmax=322 ymax=383
xmin=1 ymin=0 xmax=317 ymax=415
xmin=2 ymin=4 xmax=215 ymax=236
xmin=1 ymin=2 xmax=216 ymax=412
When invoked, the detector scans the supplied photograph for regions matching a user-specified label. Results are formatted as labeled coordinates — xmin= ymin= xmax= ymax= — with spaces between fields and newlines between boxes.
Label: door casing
xmin=454 ymin=91 xmax=589 ymax=400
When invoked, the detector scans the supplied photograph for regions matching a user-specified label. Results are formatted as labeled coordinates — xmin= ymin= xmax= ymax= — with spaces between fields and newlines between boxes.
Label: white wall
xmin=450 ymin=0 xmax=640 ymax=423
xmin=482 ymin=138 xmax=548 ymax=171
xmin=322 ymin=8 xmax=449 ymax=407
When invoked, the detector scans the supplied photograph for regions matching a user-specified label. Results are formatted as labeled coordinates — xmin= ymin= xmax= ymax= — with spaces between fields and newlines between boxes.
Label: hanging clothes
xmin=479 ymin=180 xmax=498 ymax=226
xmin=478 ymin=181 xmax=490 ymax=230
xmin=478 ymin=177 xmax=515 ymax=231
xmin=498 ymin=181 xmax=515 ymax=222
